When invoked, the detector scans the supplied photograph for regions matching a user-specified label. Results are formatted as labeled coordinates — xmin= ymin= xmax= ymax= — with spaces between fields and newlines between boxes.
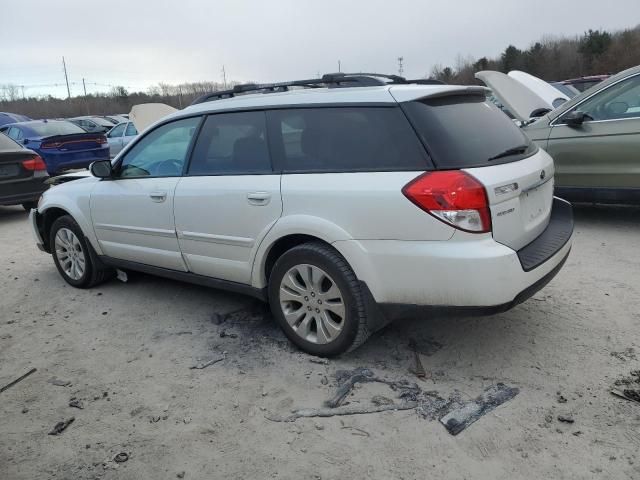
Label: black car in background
xmin=0 ymin=132 xmax=49 ymax=210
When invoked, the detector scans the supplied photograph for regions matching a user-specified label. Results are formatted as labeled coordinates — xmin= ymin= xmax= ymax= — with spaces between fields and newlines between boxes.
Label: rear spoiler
xmin=416 ymin=86 xmax=489 ymax=100
xmin=389 ymin=85 xmax=490 ymax=104
xmin=39 ymin=133 xmax=106 ymax=144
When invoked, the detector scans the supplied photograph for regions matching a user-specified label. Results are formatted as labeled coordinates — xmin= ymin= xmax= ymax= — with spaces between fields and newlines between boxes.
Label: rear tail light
xmin=402 ymin=171 xmax=492 ymax=233
xmin=41 ymin=141 xmax=62 ymax=149
xmin=96 ymin=136 xmax=107 ymax=144
xmin=22 ymin=155 xmax=47 ymax=172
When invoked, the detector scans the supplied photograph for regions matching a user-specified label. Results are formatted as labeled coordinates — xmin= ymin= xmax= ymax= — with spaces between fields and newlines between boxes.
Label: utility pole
xmin=338 ymin=60 xmax=341 ymax=73
xmin=222 ymin=65 xmax=227 ymax=89
xmin=62 ymin=56 xmax=71 ymax=99
xmin=20 ymin=85 xmax=25 ymax=100
xmin=82 ymin=78 xmax=89 ymax=114
xmin=397 ymin=56 xmax=404 ymax=76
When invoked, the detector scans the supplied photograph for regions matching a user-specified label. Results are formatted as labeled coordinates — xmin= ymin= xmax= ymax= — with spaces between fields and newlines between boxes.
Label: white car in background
xmin=30 ymin=73 xmax=573 ymax=356
xmin=106 ymin=121 xmax=138 ymax=157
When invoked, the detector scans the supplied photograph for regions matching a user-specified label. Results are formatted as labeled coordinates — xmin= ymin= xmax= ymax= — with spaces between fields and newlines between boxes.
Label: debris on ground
xmin=69 ymin=398 xmax=84 ymax=409
xmin=409 ymin=336 xmax=443 ymax=357
xmin=47 ymin=377 xmax=70 ymax=387
xmin=408 ymin=340 xmax=427 ymax=380
xmin=48 ymin=417 xmax=75 ymax=435
xmin=371 ymin=395 xmax=394 ymax=406
xmin=113 ymin=452 xmax=129 ymax=463
xmin=557 ymin=392 xmax=568 ymax=403
xmin=0 ymin=368 xmax=36 ymax=394
xmin=267 ymin=401 xmax=418 ymax=422
xmin=309 ymin=357 xmax=329 ymax=365
xmin=439 ymin=383 xmax=520 ymax=435
xmin=177 ymin=472 xmax=185 ymax=478
xmin=190 ymin=354 xmax=225 ymax=370
xmin=219 ymin=329 xmax=238 ymax=339
xmin=558 ymin=414 xmax=575 ymax=423
xmin=611 ymin=371 xmax=640 ymax=405
xmin=116 ymin=269 xmax=128 ymax=283
xmin=610 ymin=348 xmax=636 ymax=362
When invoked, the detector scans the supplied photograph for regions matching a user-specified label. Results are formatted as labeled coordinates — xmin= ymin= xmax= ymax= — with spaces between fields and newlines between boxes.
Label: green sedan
xmin=478 ymin=65 xmax=640 ymax=204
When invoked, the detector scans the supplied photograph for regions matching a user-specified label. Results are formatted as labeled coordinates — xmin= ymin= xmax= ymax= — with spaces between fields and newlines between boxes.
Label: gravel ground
xmin=1 ymin=203 xmax=639 ymax=480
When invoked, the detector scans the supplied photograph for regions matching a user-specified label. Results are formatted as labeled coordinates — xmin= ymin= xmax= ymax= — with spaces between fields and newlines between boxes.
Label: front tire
xmin=268 ymin=242 xmax=370 ymax=356
xmin=50 ymin=215 xmax=112 ymax=288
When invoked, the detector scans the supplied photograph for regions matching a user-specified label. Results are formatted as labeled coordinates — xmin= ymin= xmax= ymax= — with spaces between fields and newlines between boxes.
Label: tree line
xmin=2 ymin=25 xmax=640 ymax=119
xmin=430 ymin=25 xmax=640 ymax=84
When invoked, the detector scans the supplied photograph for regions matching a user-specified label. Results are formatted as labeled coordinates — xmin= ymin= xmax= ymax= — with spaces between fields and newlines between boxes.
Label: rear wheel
xmin=268 ymin=242 xmax=370 ymax=356
xmin=50 ymin=215 xmax=113 ymax=288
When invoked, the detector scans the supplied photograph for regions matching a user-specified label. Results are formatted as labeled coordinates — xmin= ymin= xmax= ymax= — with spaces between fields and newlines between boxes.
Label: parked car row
xmin=0 ymin=112 xmax=137 ymax=175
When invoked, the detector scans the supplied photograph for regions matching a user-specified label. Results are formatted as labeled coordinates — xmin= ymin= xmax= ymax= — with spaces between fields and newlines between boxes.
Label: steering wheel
xmin=152 ymin=158 xmax=183 ymax=176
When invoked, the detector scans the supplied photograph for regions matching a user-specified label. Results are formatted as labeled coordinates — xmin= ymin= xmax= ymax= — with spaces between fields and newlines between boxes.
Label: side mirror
xmin=90 ymin=160 xmax=113 ymax=179
xmin=563 ymin=110 xmax=587 ymax=127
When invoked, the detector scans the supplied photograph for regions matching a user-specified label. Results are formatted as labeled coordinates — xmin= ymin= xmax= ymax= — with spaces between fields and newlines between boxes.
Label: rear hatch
xmin=400 ymin=92 xmax=554 ymax=251
xmin=40 ymin=133 xmax=107 ymax=152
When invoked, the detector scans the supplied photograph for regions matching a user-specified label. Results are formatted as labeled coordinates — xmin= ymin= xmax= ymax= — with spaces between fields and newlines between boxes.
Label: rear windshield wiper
xmin=488 ymin=144 xmax=529 ymax=162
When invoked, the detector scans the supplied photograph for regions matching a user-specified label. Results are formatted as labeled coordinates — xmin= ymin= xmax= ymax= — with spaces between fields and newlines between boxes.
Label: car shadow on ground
xmin=0 ymin=205 xmax=28 ymax=221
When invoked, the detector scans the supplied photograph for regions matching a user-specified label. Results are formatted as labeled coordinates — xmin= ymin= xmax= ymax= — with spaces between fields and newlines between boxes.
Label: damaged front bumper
xmin=29 ymin=209 xmax=46 ymax=252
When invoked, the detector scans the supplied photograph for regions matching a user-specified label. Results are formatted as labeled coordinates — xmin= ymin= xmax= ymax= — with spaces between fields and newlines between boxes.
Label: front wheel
xmin=268 ymin=242 xmax=370 ymax=356
xmin=50 ymin=215 xmax=113 ymax=288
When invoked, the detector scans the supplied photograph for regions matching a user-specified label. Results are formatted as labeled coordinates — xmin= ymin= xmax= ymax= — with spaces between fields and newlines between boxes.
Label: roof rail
xmin=190 ymin=73 xmax=445 ymax=105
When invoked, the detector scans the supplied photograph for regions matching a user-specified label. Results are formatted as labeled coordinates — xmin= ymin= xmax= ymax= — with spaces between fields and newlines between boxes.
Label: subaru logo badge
xmin=540 ymin=170 xmax=546 ymax=180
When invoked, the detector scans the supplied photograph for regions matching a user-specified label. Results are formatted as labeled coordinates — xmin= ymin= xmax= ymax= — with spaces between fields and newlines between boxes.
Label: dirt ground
xmin=1 ymin=203 xmax=639 ymax=480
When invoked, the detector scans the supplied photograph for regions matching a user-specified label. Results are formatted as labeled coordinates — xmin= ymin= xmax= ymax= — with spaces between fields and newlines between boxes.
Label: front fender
xmin=38 ymin=178 xmax=102 ymax=254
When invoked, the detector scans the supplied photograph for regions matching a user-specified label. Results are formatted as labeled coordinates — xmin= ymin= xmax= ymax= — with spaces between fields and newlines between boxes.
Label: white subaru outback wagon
xmin=30 ymin=73 xmax=573 ymax=356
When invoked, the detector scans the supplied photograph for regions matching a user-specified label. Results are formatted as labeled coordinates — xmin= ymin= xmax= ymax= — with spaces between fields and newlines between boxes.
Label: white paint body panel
xmin=508 ymin=71 xmax=569 ymax=109
xmin=465 ymin=149 xmax=555 ymax=251
xmin=90 ymin=178 xmax=186 ymax=271
xmin=174 ymin=175 xmax=282 ymax=284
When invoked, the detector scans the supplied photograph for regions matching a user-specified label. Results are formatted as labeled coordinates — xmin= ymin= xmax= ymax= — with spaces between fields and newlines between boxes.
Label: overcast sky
xmin=1 ymin=0 xmax=639 ymax=98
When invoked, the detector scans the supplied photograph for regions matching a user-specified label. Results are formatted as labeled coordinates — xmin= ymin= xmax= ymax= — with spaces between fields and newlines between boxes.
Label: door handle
xmin=149 ymin=191 xmax=167 ymax=202
xmin=247 ymin=192 xmax=271 ymax=206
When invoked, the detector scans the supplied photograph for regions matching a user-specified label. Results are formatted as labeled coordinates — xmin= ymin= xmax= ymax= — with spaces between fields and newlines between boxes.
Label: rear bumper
xmin=334 ymin=197 xmax=574 ymax=327
xmin=0 ymin=176 xmax=49 ymax=206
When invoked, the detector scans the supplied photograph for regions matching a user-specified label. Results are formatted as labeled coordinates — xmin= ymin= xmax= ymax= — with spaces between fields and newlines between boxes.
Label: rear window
xmin=29 ymin=121 xmax=86 ymax=137
xmin=403 ymin=95 xmax=536 ymax=169
xmin=268 ymin=107 xmax=429 ymax=172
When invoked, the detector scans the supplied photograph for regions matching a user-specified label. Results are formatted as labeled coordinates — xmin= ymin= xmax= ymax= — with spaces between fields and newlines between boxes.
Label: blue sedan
xmin=0 ymin=120 xmax=110 ymax=175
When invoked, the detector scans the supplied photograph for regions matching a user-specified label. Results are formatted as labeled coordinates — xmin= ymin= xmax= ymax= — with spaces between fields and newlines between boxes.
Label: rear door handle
xmin=247 ymin=192 xmax=271 ymax=206
xmin=150 ymin=191 xmax=167 ymax=202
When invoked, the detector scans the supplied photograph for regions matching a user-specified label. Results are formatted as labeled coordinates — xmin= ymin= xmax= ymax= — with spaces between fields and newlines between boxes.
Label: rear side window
xmin=268 ymin=107 xmax=429 ymax=172
xmin=188 ymin=111 xmax=271 ymax=175
xmin=403 ymin=95 xmax=536 ymax=169
xmin=125 ymin=123 xmax=138 ymax=136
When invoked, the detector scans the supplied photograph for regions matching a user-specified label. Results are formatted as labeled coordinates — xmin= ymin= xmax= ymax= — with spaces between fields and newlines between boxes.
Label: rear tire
xmin=268 ymin=242 xmax=370 ymax=356
xmin=50 ymin=215 xmax=113 ymax=288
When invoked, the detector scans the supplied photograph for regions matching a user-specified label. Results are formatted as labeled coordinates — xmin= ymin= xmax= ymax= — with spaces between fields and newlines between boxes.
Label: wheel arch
xmin=39 ymin=202 xmax=100 ymax=254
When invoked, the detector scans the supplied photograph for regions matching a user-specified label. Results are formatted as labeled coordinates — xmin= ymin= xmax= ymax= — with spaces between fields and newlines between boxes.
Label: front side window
xmin=108 ymin=123 xmax=126 ymax=138
xmin=188 ymin=111 xmax=271 ymax=175
xmin=118 ymin=116 xmax=200 ymax=178
xmin=268 ymin=107 xmax=428 ymax=172
xmin=571 ymin=74 xmax=640 ymax=121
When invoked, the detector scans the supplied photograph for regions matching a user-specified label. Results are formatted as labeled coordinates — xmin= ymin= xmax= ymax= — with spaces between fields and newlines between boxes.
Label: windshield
xmin=29 ymin=121 xmax=86 ymax=137
xmin=402 ymin=95 xmax=536 ymax=169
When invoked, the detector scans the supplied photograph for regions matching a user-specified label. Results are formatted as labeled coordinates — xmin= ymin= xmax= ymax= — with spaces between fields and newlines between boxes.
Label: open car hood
xmin=475 ymin=70 xmax=553 ymax=122
xmin=508 ymin=71 xmax=569 ymax=109
xmin=129 ymin=103 xmax=177 ymax=133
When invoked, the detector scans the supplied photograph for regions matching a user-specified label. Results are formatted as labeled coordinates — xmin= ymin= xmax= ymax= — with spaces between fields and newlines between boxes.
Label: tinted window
xmin=572 ymin=74 xmax=640 ymax=121
xmin=119 ymin=116 xmax=200 ymax=178
xmin=268 ymin=107 xmax=428 ymax=172
xmin=403 ymin=95 xmax=535 ymax=168
xmin=30 ymin=121 xmax=85 ymax=136
xmin=188 ymin=111 xmax=271 ymax=175
xmin=7 ymin=127 xmax=22 ymax=141
xmin=108 ymin=123 xmax=126 ymax=138
xmin=125 ymin=123 xmax=138 ymax=136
